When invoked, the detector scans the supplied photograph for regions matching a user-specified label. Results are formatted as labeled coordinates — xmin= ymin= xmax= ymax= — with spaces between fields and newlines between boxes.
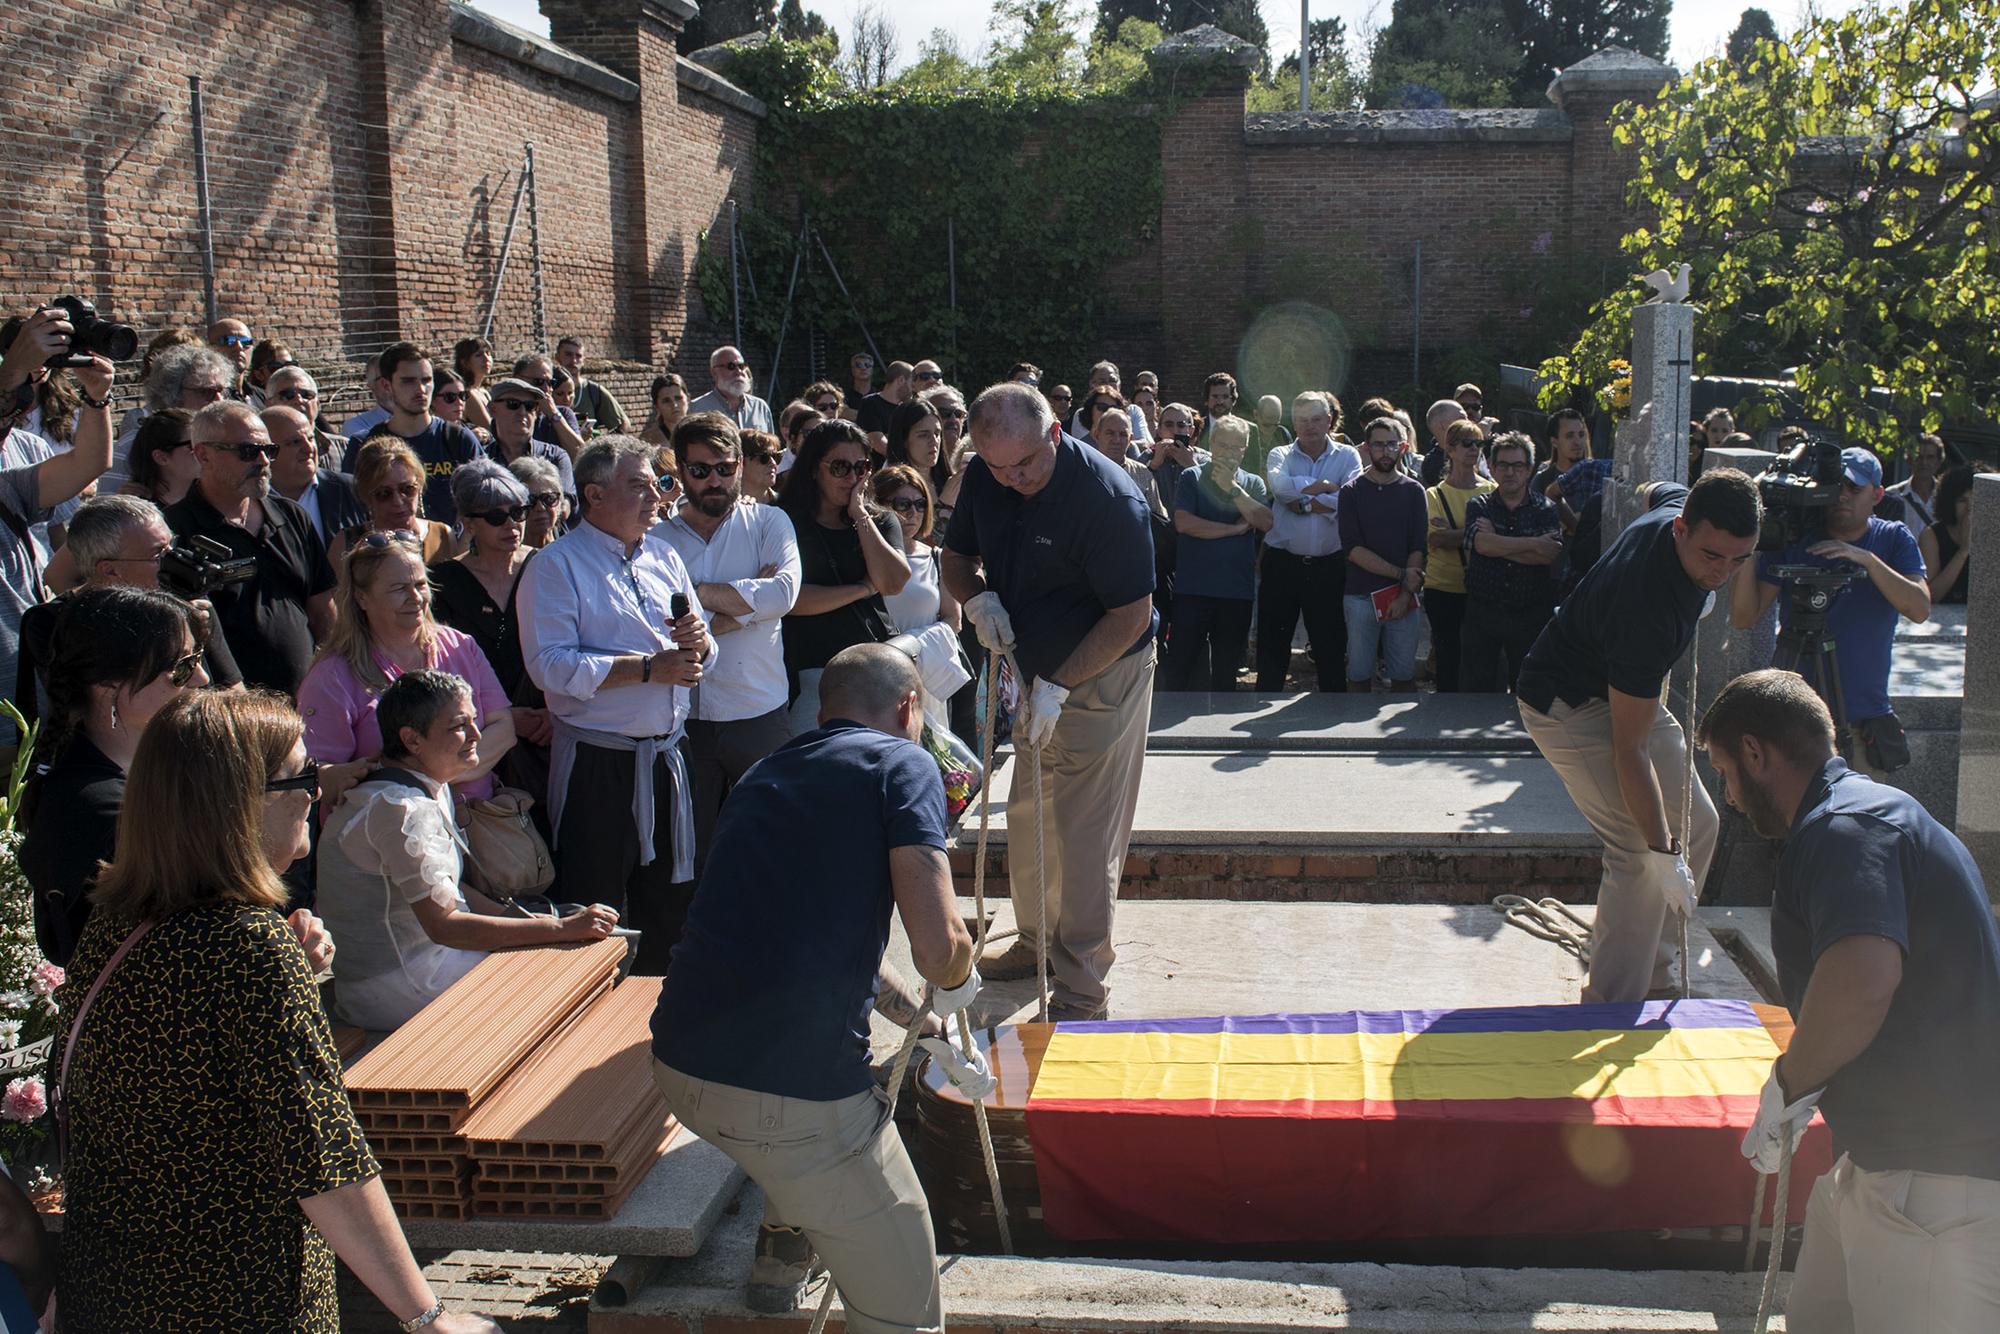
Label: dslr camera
xmin=1756 ymin=433 xmax=1845 ymax=551
xmin=159 ymin=534 xmax=258 ymax=600
xmin=43 ymin=296 xmax=138 ymax=369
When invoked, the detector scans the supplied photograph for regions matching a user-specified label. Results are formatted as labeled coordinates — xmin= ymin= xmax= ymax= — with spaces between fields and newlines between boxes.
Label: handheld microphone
xmin=670 ymin=592 xmax=690 ymax=621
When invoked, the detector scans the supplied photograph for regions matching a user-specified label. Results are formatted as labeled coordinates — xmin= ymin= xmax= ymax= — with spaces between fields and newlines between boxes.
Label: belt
xmin=1269 ymin=547 xmax=1344 ymax=564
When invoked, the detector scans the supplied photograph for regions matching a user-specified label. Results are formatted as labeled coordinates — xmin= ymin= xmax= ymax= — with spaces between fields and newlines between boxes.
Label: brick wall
xmin=0 ymin=0 xmax=760 ymax=424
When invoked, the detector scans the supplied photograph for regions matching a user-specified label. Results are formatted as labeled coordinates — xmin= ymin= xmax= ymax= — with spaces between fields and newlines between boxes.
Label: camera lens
xmin=83 ymin=321 xmax=139 ymax=362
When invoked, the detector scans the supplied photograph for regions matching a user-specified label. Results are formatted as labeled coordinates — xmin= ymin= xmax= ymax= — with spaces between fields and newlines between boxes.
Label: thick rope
xmin=1749 ymin=1138 xmax=1794 ymax=1334
xmin=1679 ymin=611 xmax=1700 ymax=1000
xmin=1492 ymin=895 xmax=1593 ymax=962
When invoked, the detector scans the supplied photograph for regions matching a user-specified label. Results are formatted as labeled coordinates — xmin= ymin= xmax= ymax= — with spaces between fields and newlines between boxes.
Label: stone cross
xmin=1606 ymin=300 xmax=1698 ymax=539
xmin=1954 ymin=473 xmax=2000 ymax=902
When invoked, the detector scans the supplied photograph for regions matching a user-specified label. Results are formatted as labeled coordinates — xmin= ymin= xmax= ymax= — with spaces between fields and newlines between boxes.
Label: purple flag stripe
xmin=1066 ymin=999 xmax=1762 ymax=1037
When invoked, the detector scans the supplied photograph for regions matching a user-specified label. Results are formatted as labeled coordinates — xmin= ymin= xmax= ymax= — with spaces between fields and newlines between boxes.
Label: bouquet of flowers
xmin=921 ymin=723 xmax=984 ymax=822
xmin=1602 ymin=359 xmax=1633 ymax=415
xmin=0 ymin=703 xmax=56 ymax=1180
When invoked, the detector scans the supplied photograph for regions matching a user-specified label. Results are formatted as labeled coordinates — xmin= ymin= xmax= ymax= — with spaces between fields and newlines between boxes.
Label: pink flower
xmin=3 ymin=1077 xmax=46 ymax=1123
xmin=28 ymin=962 xmax=63 ymax=999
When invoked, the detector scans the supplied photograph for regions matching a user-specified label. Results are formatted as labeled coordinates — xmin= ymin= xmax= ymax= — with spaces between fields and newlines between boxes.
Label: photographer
xmin=1731 ymin=448 xmax=1928 ymax=778
xmin=1697 ymin=671 xmax=2000 ymax=1334
xmin=1515 ymin=469 xmax=1761 ymax=1002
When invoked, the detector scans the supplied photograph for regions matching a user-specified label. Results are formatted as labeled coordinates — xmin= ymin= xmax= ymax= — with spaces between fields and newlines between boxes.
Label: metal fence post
xmin=482 ymin=148 xmax=532 ymax=342
xmin=525 ymin=142 xmax=547 ymax=353
xmin=189 ymin=76 xmax=219 ymax=327
xmin=1411 ymin=240 xmax=1422 ymax=395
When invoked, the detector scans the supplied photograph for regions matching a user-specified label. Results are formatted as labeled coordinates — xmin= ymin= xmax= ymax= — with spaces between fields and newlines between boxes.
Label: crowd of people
xmin=0 ymin=300 xmax=1990 ymax=1333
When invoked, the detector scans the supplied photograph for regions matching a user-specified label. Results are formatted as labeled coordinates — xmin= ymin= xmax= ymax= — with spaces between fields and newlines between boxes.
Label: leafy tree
xmin=777 ymin=0 xmax=837 ymax=48
xmin=1095 ymin=0 xmax=1168 ymax=41
xmin=1366 ymin=0 xmax=1522 ymax=108
xmin=1085 ymin=17 xmax=1169 ymax=92
xmin=1505 ymin=0 xmax=1671 ymax=103
xmin=1536 ymin=0 xmax=2000 ymax=453
xmin=1252 ymin=17 xmax=1366 ymax=111
xmin=896 ymin=28 xmax=983 ymax=94
xmin=1725 ymin=7 xmax=1781 ymax=68
xmin=987 ymin=0 xmax=1088 ymax=89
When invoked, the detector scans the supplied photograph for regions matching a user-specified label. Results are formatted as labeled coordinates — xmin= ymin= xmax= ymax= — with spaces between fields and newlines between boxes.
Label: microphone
xmin=670 ymin=592 xmax=690 ymax=621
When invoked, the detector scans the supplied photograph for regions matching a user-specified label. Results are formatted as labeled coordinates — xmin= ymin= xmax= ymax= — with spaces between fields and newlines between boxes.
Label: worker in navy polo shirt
xmin=651 ymin=644 xmax=978 ymax=1326
xmin=1698 ymin=670 xmax=2000 ymax=1334
xmin=941 ymin=381 xmax=1156 ymax=1022
xmin=1514 ymin=469 xmax=1762 ymax=1002
xmin=1729 ymin=446 xmax=1929 ymax=779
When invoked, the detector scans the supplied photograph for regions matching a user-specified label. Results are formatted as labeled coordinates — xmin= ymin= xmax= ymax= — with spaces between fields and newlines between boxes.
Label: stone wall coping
xmin=1546 ymin=45 xmax=1678 ymax=106
xmin=675 ymin=55 xmax=768 ymax=119
xmin=1246 ymin=107 xmax=1571 ymax=145
xmin=1147 ymin=23 xmax=1261 ymax=73
xmin=447 ymin=1 xmax=639 ymax=103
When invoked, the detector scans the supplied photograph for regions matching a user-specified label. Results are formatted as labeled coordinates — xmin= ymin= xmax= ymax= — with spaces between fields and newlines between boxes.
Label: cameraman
xmin=1730 ymin=448 xmax=1928 ymax=777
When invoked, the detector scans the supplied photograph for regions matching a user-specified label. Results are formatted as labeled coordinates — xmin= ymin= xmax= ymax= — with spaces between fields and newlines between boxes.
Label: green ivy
xmin=701 ymin=38 xmax=1196 ymax=397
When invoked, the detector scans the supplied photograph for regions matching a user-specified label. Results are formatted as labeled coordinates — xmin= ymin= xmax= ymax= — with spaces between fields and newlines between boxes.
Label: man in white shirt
xmin=519 ymin=435 xmax=715 ymax=974
xmin=689 ymin=345 xmax=775 ymax=436
xmin=648 ymin=412 xmax=802 ymax=876
xmin=1259 ymin=390 xmax=1363 ymax=692
xmin=1884 ymin=432 xmax=1944 ymax=532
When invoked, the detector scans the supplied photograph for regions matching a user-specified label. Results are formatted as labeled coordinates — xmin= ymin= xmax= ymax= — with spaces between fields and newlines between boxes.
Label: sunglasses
xmin=1050 ymin=392 xmax=1072 ymax=403
xmin=824 ymin=457 xmax=874 ymax=479
xmin=529 ymin=493 xmax=562 ymax=510
xmin=371 ymin=484 xmax=420 ymax=503
xmin=359 ymin=529 xmax=421 ymax=549
xmin=717 ymin=360 xmax=749 ymax=372
xmin=222 ymin=442 xmax=280 ymax=462
xmin=187 ymin=384 xmax=228 ymax=401
xmin=167 ymin=650 xmax=203 ymax=686
xmin=743 ymin=450 xmax=779 ymax=465
xmin=812 ymin=399 xmax=841 ymax=415
xmin=470 ymin=505 xmax=528 ymax=525
xmin=266 ymin=758 xmax=321 ymax=800
xmin=683 ymin=460 xmax=739 ymax=480
xmin=939 ymin=409 xmax=967 ymax=423
xmin=526 ymin=378 xmax=553 ymax=390
xmin=220 ymin=334 xmax=254 ymax=349
xmin=884 ymin=495 xmax=925 ymax=514
xmin=495 ymin=398 xmax=539 ymax=413
xmin=915 ymin=371 xmax=942 ymax=382
xmin=275 ymin=387 xmax=319 ymax=403
xmin=434 ymin=391 xmax=467 ymax=404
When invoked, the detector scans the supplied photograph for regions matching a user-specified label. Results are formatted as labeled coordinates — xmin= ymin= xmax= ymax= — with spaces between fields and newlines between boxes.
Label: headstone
xmin=1952 ymin=474 xmax=2000 ymax=901
xmin=1607 ymin=300 xmax=1698 ymax=538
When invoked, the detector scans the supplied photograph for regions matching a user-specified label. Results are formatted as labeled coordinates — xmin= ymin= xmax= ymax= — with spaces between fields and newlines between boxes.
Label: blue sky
xmin=473 ymin=0 xmax=1860 ymax=74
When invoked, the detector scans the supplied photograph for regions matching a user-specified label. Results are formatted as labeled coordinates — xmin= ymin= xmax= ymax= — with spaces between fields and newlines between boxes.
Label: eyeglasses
xmin=1050 ymin=392 xmax=1072 ymax=403
xmin=884 ymin=495 xmax=925 ymax=514
xmin=469 ymin=505 xmax=528 ymax=525
xmin=275 ymin=387 xmax=318 ymax=403
xmin=220 ymin=334 xmax=254 ymax=349
xmin=359 ymin=529 xmax=421 ymax=549
xmin=529 ymin=493 xmax=562 ymax=510
xmin=1493 ymin=460 xmax=1532 ymax=472
xmin=495 ymin=398 xmax=538 ymax=413
xmin=186 ymin=383 xmax=228 ymax=402
xmin=266 ymin=759 xmax=321 ymax=800
xmin=939 ymin=409 xmax=967 ymax=423
xmin=824 ymin=457 xmax=874 ymax=479
xmin=434 ymin=391 xmax=467 ymax=405
xmin=683 ymin=460 xmax=739 ymax=480
xmin=221 ymin=442 xmax=280 ymax=462
xmin=743 ymin=450 xmax=779 ymax=465
xmin=915 ymin=370 xmax=942 ymax=382
xmin=371 ymin=484 xmax=420 ymax=503
xmin=716 ymin=360 xmax=749 ymax=372
xmin=812 ymin=399 xmax=840 ymax=415
xmin=167 ymin=650 xmax=203 ymax=686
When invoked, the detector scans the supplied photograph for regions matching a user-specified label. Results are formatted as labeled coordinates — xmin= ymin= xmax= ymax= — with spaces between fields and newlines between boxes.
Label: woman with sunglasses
xmin=429 ymin=461 xmax=555 ymax=791
xmin=739 ymin=428 xmax=784 ymax=504
xmin=244 ymin=338 xmax=295 ymax=410
xmin=431 ymin=366 xmax=476 ymax=439
xmin=299 ymin=537 xmax=516 ymax=810
xmin=335 ymin=433 xmax=457 ymax=568
xmin=117 ymin=407 xmax=200 ymax=507
xmin=19 ymin=586 xmax=212 ymax=967
xmin=776 ymin=419 xmax=910 ymax=733
xmin=454 ymin=336 xmax=496 ymax=434
xmin=52 ymin=688 xmax=497 ymax=1334
xmin=639 ymin=373 xmax=690 ymax=451
xmin=871 ymin=464 xmax=960 ymax=636
xmin=508 ymin=455 xmax=567 ymax=548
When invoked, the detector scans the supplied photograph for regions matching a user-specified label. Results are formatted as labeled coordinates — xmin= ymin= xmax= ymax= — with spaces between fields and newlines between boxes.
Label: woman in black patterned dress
xmin=53 ymin=691 xmax=499 ymax=1333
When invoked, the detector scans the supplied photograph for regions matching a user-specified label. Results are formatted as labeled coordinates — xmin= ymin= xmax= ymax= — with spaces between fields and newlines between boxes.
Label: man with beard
xmin=1514 ymin=469 xmax=1761 ymax=1002
xmin=649 ymin=412 xmax=802 ymax=871
xmin=165 ymin=400 xmax=336 ymax=693
xmin=691 ymin=345 xmax=775 ymax=437
xmin=1697 ymin=669 xmax=2000 ymax=1334
xmin=337 ymin=342 xmax=481 ymax=524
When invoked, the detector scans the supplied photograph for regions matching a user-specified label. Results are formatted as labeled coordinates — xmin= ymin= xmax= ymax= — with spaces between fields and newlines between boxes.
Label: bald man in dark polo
xmin=941 ymin=381 xmax=1156 ymax=1022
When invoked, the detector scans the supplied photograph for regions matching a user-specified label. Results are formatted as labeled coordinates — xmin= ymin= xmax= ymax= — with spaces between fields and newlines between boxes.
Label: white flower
xmin=0 ymin=992 xmax=29 ymax=1011
xmin=0 ymin=1021 xmax=21 ymax=1049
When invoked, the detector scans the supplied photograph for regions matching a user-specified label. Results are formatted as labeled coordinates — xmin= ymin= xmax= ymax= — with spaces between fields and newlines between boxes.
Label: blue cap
xmin=1841 ymin=447 xmax=1882 ymax=489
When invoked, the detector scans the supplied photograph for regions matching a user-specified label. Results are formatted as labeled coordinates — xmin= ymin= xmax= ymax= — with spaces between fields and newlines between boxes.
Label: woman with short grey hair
xmin=508 ymin=454 xmax=566 ymax=547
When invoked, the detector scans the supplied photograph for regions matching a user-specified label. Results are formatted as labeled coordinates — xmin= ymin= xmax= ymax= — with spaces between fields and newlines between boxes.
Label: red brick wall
xmin=0 ymin=0 xmax=758 ymax=423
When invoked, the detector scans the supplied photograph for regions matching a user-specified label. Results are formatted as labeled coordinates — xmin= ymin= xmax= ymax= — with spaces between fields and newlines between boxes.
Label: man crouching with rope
xmin=650 ymin=644 xmax=983 ymax=1329
xmin=941 ymin=381 xmax=1157 ymax=1023
xmin=1698 ymin=670 xmax=2000 ymax=1334
xmin=1514 ymin=469 xmax=1760 ymax=1001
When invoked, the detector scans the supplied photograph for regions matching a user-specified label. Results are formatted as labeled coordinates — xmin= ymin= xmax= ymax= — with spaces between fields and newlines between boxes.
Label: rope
xmin=1679 ymin=611 xmax=1700 ymax=1000
xmin=1746 ymin=1138 xmax=1794 ymax=1334
xmin=1492 ymin=894 xmax=1593 ymax=962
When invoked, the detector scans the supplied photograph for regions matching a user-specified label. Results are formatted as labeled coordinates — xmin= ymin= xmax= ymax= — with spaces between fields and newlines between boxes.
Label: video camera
xmin=1756 ymin=433 xmax=1845 ymax=551
xmin=159 ymin=534 xmax=258 ymax=600
xmin=42 ymin=296 xmax=138 ymax=369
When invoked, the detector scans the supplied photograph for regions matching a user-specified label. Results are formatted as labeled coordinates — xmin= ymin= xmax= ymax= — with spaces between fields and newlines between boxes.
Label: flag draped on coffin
xmin=1023 ymin=999 xmax=1831 ymax=1245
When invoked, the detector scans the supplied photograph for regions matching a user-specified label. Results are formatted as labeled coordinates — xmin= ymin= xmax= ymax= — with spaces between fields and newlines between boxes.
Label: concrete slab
xmin=877 ymin=901 xmax=1763 ymax=1042
xmin=1147 ymin=692 xmax=1533 ymax=752
xmin=982 ymin=751 xmax=1594 ymax=847
xmin=397 ymin=1131 xmax=744 ymax=1259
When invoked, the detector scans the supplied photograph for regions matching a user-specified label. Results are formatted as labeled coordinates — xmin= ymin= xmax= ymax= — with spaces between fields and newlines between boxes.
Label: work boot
xmin=746 ymin=1223 xmax=823 ymax=1314
xmin=981 ymin=937 xmax=1048 ymax=980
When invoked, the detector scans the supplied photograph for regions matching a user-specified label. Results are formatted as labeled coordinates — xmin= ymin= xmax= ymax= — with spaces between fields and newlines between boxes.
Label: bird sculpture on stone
xmin=1640 ymin=263 xmax=1692 ymax=305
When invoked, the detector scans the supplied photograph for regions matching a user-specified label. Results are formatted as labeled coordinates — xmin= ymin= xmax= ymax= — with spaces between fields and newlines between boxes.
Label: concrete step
xmin=1146 ymin=692 xmax=1534 ymax=752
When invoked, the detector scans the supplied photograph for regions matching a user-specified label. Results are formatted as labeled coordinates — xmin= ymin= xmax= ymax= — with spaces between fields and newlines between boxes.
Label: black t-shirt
xmin=163 ymin=490 xmax=337 ymax=695
xmin=652 ymin=720 xmax=948 ymax=1099
xmin=1419 ymin=445 xmax=1449 ymax=487
xmin=843 ymin=384 xmax=870 ymax=413
xmin=15 ymin=592 xmax=242 ymax=730
xmin=1774 ymin=759 xmax=2000 ymax=1179
xmin=1516 ymin=484 xmax=1702 ymax=713
xmin=18 ymin=735 xmax=123 ymax=966
xmin=782 ymin=513 xmax=899 ymax=685
xmin=856 ymin=392 xmax=899 ymax=439
xmin=943 ymin=436 xmax=1156 ymax=685
xmin=338 ymin=418 xmax=481 ymax=524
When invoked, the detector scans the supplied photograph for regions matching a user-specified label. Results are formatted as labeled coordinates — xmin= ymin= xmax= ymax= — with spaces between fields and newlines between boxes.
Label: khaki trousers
xmin=1788 ymin=1154 xmax=2000 ymax=1334
xmin=1009 ymin=645 xmax=1155 ymax=1010
xmin=1519 ymin=695 xmax=1718 ymax=1001
xmin=651 ymin=1061 xmax=942 ymax=1334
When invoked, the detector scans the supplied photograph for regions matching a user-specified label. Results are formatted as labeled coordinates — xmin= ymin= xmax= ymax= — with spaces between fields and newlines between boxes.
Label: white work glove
xmin=918 ymin=1037 xmax=997 ymax=1102
xmin=963 ymin=592 xmax=1016 ymax=655
xmin=1017 ymin=678 xmax=1070 ymax=751
xmin=931 ymin=966 xmax=981 ymax=1020
xmin=1741 ymin=1062 xmax=1821 ymax=1174
xmin=1649 ymin=846 xmax=1700 ymax=919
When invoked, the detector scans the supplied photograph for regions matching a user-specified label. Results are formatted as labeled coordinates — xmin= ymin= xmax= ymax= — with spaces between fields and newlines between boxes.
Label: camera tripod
xmin=1765 ymin=563 xmax=1863 ymax=746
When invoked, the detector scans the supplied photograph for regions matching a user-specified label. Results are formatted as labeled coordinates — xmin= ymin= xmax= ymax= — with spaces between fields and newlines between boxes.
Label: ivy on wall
xmin=698 ymin=38 xmax=1191 ymax=397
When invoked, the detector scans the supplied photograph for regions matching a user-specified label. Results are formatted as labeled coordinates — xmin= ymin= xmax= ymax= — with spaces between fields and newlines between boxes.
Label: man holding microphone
xmin=941 ymin=382 xmax=1156 ymax=1022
